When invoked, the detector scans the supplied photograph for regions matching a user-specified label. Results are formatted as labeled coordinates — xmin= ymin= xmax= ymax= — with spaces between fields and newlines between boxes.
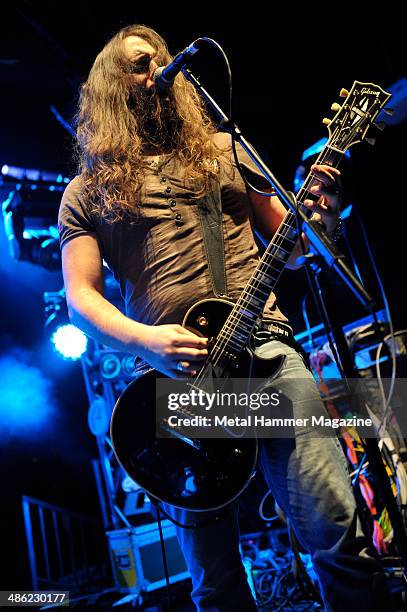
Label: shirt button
xmin=169 ymin=200 xmax=176 ymax=207
xmin=165 ymin=186 xmax=172 ymax=194
xmin=175 ymin=213 xmax=182 ymax=220
xmin=160 ymin=177 xmax=167 ymax=183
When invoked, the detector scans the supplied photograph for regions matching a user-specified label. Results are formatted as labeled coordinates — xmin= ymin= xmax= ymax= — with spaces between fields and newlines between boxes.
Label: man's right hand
xmin=136 ymin=323 xmax=208 ymax=379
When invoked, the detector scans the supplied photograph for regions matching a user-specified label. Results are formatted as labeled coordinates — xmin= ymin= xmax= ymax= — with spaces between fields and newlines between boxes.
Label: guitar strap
xmin=197 ymin=175 xmax=228 ymax=298
xmin=196 ymin=176 xmax=303 ymax=356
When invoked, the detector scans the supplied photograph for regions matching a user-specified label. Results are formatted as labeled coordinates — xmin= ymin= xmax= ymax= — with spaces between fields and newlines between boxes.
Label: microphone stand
xmin=303 ymin=254 xmax=407 ymax=575
xmin=182 ymin=66 xmax=407 ymax=572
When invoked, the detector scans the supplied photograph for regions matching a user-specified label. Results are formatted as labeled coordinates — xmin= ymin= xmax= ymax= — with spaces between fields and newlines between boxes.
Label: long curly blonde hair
xmin=76 ymin=24 xmax=222 ymax=222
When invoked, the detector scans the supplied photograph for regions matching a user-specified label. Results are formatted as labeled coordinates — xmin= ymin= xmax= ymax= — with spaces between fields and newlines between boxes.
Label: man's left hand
xmin=303 ymin=164 xmax=341 ymax=234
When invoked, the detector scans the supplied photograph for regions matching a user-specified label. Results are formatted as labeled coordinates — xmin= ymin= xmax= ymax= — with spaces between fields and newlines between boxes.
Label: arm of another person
xmin=61 ymin=235 xmax=207 ymax=378
xmin=248 ymin=164 xmax=341 ymax=269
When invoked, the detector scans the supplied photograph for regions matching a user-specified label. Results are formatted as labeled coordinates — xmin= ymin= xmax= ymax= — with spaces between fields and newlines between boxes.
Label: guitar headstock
xmin=322 ymin=81 xmax=392 ymax=152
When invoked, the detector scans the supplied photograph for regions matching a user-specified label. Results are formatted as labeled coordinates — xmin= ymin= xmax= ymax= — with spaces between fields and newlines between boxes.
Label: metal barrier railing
xmin=22 ymin=495 xmax=111 ymax=594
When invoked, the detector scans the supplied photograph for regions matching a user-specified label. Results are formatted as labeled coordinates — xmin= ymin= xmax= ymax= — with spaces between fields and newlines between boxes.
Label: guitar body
xmin=110 ymin=298 xmax=285 ymax=512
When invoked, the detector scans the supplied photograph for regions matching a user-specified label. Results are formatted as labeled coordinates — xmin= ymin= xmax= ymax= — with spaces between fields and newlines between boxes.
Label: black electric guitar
xmin=110 ymin=82 xmax=391 ymax=512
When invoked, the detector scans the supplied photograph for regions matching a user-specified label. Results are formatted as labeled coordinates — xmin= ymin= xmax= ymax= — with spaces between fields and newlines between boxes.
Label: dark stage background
xmin=0 ymin=1 xmax=406 ymax=590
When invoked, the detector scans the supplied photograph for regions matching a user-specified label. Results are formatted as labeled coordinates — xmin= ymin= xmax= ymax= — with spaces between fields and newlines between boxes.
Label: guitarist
xmin=58 ymin=24 xmax=395 ymax=612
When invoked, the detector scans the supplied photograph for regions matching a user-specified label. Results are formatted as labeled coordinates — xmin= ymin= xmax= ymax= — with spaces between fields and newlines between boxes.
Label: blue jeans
xmin=163 ymin=339 xmax=395 ymax=611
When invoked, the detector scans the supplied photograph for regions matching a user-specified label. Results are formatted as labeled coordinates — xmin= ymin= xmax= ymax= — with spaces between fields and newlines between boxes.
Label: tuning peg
xmin=339 ymin=88 xmax=349 ymax=98
xmin=330 ymin=103 xmax=341 ymax=112
xmin=322 ymin=118 xmax=331 ymax=126
xmin=375 ymin=121 xmax=386 ymax=131
xmin=366 ymin=137 xmax=376 ymax=146
xmin=383 ymin=107 xmax=394 ymax=116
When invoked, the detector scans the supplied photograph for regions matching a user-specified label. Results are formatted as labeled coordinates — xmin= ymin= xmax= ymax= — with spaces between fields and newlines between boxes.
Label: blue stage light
xmin=51 ymin=324 xmax=88 ymax=360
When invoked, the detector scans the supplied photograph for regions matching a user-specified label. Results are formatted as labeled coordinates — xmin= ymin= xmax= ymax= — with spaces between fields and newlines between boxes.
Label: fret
xmin=237 ymin=302 xmax=261 ymax=319
xmin=238 ymin=306 xmax=257 ymax=319
xmin=228 ymin=328 xmax=248 ymax=343
xmin=213 ymin=335 xmax=243 ymax=354
xmin=251 ymin=277 xmax=280 ymax=294
xmin=227 ymin=308 xmax=254 ymax=325
xmin=244 ymin=295 xmax=262 ymax=308
xmin=215 ymin=329 xmax=248 ymax=353
xmin=271 ymin=242 xmax=291 ymax=254
xmin=277 ymin=216 xmax=298 ymax=231
xmin=277 ymin=233 xmax=297 ymax=244
xmin=269 ymin=235 xmax=295 ymax=251
xmin=268 ymin=250 xmax=291 ymax=264
xmin=261 ymin=260 xmax=285 ymax=276
xmin=247 ymin=279 xmax=274 ymax=295
xmin=234 ymin=324 xmax=257 ymax=343
xmin=258 ymin=259 xmax=283 ymax=274
xmin=218 ymin=335 xmax=250 ymax=355
xmin=246 ymin=282 xmax=272 ymax=299
xmin=269 ymin=246 xmax=289 ymax=262
xmin=237 ymin=295 xmax=261 ymax=311
xmin=236 ymin=301 xmax=262 ymax=320
xmin=254 ymin=271 xmax=274 ymax=285
xmin=215 ymin=332 xmax=242 ymax=350
xmin=281 ymin=217 xmax=296 ymax=226
xmin=246 ymin=283 xmax=270 ymax=299
xmin=326 ymin=144 xmax=346 ymax=156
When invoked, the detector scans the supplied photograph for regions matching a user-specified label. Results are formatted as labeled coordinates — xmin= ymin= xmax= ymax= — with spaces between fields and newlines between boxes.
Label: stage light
xmin=44 ymin=290 xmax=88 ymax=360
xmin=1 ymin=167 xmax=68 ymax=271
xmin=19 ymin=235 xmax=61 ymax=270
xmin=121 ymin=354 xmax=136 ymax=376
xmin=100 ymin=353 xmax=122 ymax=379
xmin=51 ymin=324 xmax=88 ymax=360
xmin=1 ymin=163 xmax=69 ymax=183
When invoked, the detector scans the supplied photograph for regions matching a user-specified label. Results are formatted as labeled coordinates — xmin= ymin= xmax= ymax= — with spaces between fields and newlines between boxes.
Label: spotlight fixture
xmin=99 ymin=353 xmax=122 ymax=379
xmin=44 ymin=289 xmax=88 ymax=360
xmin=50 ymin=324 xmax=88 ymax=360
xmin=1 ymin=164 xmax=69 ymax=270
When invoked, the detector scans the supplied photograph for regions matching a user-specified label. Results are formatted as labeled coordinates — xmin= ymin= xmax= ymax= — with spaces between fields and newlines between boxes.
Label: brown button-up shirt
xmin=58 ymin=132 xmax=288 ymax=326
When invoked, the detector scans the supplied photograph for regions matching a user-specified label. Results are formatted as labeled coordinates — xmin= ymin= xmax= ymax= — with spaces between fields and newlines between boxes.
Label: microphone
xmin=153 ymin=39 xmax=202 ymax=90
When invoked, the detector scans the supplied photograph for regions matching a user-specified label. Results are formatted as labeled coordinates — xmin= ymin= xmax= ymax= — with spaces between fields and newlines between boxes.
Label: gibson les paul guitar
xmin=110 ymin=82 xmax=392 ymax=512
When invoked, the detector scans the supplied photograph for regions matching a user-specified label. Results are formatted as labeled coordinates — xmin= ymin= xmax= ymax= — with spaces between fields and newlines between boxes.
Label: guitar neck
xmin=212 ymin=145 xmax=344 ymax=361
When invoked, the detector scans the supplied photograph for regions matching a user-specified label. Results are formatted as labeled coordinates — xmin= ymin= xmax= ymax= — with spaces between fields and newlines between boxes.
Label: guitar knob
xmin=330 ymin=103 xmax=341 ymax=112
xmin=366 ymin=137 xmax=376 ymax=146
xmin=383 ymin=107 xmax=394 ymax=116
xmin=375 ymin=121 xmax=386 ymax=131
xmin=339 ymin=88 xmax=349 ymax=98
xmin=322 ymin=118 xmax=331 ymax=126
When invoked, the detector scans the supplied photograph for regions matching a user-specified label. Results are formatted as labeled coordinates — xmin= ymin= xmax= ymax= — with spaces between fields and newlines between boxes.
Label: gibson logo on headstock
xmin=360 ymin=87 xmax=379 ymax=96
